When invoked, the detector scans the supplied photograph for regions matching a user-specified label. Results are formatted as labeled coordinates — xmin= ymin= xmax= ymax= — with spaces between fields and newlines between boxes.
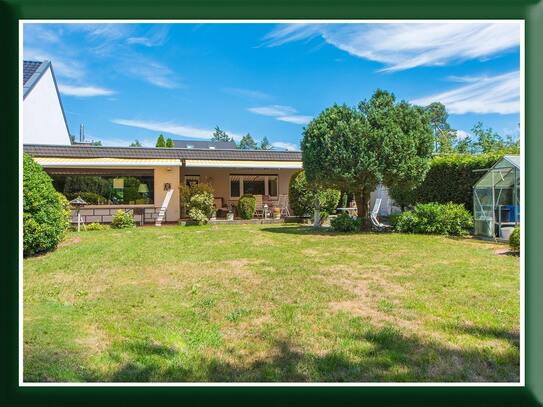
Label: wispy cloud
xmin=23 ymin=47 xmax=85 ymax=80
xmin=455 ymin=130 xmax=470 ymax=140
xmin=264 ymin=22 xmax=520 ymax=72
xmin=271 ymin=141 xmax=298 ymax=151
xmin=127 ymin=26 xmax=169 ymax=47
xmin=122 ymin=58 xmax=180 ymax=89
xmin=58 ymin=84 xmax=115 ymax=97
xmin=222 ymin=87 xmax=270 ymax=99
xmin=111 ymin=119 xmax=244 ymax=141
xmin=411 ymin=70 xmax=520 ymax=114
xmin=248 ymin=105 xmax=312 ymax=125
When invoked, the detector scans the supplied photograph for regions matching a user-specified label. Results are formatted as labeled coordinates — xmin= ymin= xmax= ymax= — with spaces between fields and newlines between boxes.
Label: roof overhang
xmin=34 ymin=157 xmax=182 ymax=168
xmin=184 ymin=159 xmax=302 ymax=169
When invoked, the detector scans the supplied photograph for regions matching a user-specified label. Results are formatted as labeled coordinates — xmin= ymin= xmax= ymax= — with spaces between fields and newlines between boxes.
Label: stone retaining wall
xmin=70 ymin=206 xmax=162 ymax=224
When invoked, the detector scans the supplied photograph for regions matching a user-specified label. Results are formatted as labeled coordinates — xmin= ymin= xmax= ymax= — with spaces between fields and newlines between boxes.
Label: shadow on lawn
xmin=102 ymin=326 xmax=519 ymax=383
xmin=261 ymin=226 xmax=373 ymax=236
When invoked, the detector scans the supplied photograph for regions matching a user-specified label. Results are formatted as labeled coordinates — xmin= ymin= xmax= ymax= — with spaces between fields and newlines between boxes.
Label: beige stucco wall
xmin=154 ymin=167 xmax=180 ymax=222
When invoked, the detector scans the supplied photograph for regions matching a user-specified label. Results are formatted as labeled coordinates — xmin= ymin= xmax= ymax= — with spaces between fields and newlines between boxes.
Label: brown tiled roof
xmin=23 ymin=144 xmax=302 ymax=161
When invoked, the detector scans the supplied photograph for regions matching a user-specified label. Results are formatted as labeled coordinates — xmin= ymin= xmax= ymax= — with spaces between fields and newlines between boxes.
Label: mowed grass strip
xmin=23 ymin=224 xmax=520 ymax=382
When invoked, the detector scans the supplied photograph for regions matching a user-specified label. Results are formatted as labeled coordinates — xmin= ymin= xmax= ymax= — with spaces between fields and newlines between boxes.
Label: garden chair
xmin=277 ymin=194 xmax=290 ymax=217
xmin=254 ymin=195 xmax=264 ymax=218
xmin=370 ymin=198 xmax=391 ymax=231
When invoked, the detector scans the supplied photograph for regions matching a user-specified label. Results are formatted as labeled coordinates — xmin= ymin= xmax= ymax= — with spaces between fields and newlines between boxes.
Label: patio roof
xmin=33 ymin=157 xmax=182 ymax=168
xmin=184 ymin=159 xmax=302 ymax=169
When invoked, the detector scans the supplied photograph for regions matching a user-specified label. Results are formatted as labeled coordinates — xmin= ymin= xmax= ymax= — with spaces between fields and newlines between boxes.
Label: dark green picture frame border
xmin=1 ymin=0 xmax=541 ymax=405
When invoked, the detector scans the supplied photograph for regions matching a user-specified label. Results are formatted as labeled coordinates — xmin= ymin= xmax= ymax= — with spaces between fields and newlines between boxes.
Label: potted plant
xmin=273 ymin=207 xmax=281 ymax=219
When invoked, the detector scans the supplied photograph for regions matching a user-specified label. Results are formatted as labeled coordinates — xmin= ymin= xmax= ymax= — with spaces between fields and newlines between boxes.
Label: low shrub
xmin=331 ymin=213 xmax=362 ymax=232
xmin=111 ymin=210 xmax=135 ymax=229
xmin=509 ymin=226 xmax=520 ymax=252
xmin=187 ymin=192 xmax=214 ymax=224
xmin=289 ymin=170 xmax=341 ymax=217
xmin=85 ymin=222 xmax=109 ymax=231
xmin=394 ymin=202 xmax=473 ymax=236
xmin=23 ymin=154 xmax=71 ymax=256
xmin=238 ymin=195 xmax=256 ymax=219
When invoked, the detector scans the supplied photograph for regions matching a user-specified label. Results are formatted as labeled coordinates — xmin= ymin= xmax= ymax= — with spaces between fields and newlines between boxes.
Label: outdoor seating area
xmin=209 ymin=194 xmax=291 ymax=220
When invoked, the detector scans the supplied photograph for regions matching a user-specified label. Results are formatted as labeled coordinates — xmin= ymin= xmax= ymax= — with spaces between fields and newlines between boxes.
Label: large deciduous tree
xmin=301 ymin=90 xmax=433 ymax=226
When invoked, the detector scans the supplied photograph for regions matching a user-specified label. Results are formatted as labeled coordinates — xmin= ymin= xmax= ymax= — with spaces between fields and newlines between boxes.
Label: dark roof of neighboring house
xmin=172 ymin=140 xmax=237 ymax=149
xmin=23 ymin=144 xmax=302 ymax=161
xmin=23 ymin=60 xmax=51 ymax=98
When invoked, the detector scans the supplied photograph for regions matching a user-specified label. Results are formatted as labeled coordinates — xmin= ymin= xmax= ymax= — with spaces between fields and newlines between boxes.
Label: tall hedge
xmin=23 ymin=154 xmax=70 ymax=256
xmin=411 ymin=153 xmax=502 ymax=212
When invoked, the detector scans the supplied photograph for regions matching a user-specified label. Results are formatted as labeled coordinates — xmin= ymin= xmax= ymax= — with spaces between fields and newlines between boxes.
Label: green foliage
xmin=69 ymin=191 xmax=107 ymax=205
xmin=238 ymin=195 xmax=256 ymax=219
xmin=302 ymin=90 xmax=433 ymax=220
xmin=388 ymin=183 xmax=416 ymax=212
xmin=331 ymin=213 xmax=362 ymax=232
xmin=156 ymin=134 xmax=166 ymax=147
xmin=165 ymin=138 xmax=174 ymax=148
xmin=180 ymin=183 xmax=214 ymax=206
xmin=411 ymin=153 xmax=502 ymax=212
xmin=23 ymin=154 xmax=70 ymax=256
xmin=211 ymin=126 xmax=233 ymax=142
xmin=238 ymin=133 xmax=258 ymax=149
xmin=394 ymin=202 xmax=473 ymax=236
xmin=187 ymin=192 xmax=215 ymax=224
xmin=425 ymin=102 xmax=456 ymax=153
xmin=85 ymin=222 xmax=109 ymax=231
xmin=288 ymin=170 xmax=341 ymax=217
xmin=111 ymin=210 xmax=135 ymax=229
xmin=453 ymin=122 xmax=520 ymax=154
xmin=129 ymin=140 xmax=142 ymax=147
xmin=260 ymin=136 xmax=272 ymax=150
xmin=509 ymin=226 xmax=520 ymax=252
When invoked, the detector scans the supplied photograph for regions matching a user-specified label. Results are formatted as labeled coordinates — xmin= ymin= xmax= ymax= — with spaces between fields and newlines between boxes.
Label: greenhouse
xmin=473 ymin=155 xmax=520 ymax=239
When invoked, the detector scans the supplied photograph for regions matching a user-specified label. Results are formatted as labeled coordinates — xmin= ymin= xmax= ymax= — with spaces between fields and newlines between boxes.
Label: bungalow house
xmin=23 ymin=61 xmax=71 ymax=145
xmin=23 ymin=144 xmax=302 ymax=225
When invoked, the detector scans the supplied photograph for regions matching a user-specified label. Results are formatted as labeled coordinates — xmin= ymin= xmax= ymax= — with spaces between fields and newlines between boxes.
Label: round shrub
xmin=187 ymin=192 xmax=214 ymax=224
xmin=111 ymin=210 xmax=135 ymax=229
xmin=331 ymin=213 xmax=362 ymax=232
xmin=394 ymin=202 xmax=473 ymax=236
xmin=289 ymin=170 xmax=341 ymax=217
xmin=509 ymin=226 xmax=520 ymax=252
xmin=23 ymin=154 xmax=70 ymax=256
xmin=238 ymin=195 xmax=256 ymax=219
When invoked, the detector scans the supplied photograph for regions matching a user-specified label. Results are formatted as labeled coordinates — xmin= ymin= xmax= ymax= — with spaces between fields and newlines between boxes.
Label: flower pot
xmin=226 ymin=212 xmax=234 ymax=221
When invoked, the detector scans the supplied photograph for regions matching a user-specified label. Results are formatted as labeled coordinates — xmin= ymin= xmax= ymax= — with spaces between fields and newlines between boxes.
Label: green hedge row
xmin=410 ymin=153 xmax=502 ymax=212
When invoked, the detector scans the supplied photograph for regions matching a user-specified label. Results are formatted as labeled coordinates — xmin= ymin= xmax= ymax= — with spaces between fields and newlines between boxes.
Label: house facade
xmin=23 ymin=61 xmax=71 ymax=146
xmin=23 ymin=144 xmax=302 ymax=224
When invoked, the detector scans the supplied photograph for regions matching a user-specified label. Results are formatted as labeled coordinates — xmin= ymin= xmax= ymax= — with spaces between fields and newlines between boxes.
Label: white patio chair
xmin=277 ymin=194 xmax=290 ymax=217
xmin=370 ymin=198 xmax=391 ymax=231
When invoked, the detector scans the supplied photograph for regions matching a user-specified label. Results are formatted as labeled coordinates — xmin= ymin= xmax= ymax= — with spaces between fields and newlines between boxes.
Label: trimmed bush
xmin=85 ymin=222 xmax=109 ymax=231
xmin=331 ymin=213 xmax=362 ymax=232
xmin=509 ymin=226 xmax=520 ymax=252
xmin=394 ymin=202 xmax=473 ymax=236
xmin=111 ymin=210 xmax=135 ymax=229
xmin=410 ymin=153 xmax=502 ymax=212
xmin=187 ymin=192 xmax=215 ymax=224
xmin=23 ymin=154 xmax=70 ymax=256
xmin=238 ymin=195 xmax=256 ymax=219
xmin=289 ymin=170 xmax=341 ymax=217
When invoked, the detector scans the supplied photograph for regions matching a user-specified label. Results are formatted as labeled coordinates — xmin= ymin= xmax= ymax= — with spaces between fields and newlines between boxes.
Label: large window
xmin=229 ymin=174 xmax=278 ymax=198
xmin=48 ymin=169 xmax=154 ymax=205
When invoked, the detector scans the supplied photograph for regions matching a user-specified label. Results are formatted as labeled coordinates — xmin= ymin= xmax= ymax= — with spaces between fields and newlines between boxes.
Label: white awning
xmin=33 ymin=157 xmax=182 ymax=168
xmin=184 ymin=159 xmax=302 ymax=169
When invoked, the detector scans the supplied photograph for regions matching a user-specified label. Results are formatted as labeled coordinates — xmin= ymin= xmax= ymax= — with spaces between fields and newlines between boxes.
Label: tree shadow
xmin=261 ymin=225 xmax=373 ymax=236
xmin=442 ymin=322 xmax=520 ymax=349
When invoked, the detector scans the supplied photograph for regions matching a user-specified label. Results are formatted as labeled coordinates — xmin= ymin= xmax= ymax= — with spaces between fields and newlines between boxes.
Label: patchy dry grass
xmin=23 ymin=224 xmax=520 ymax=382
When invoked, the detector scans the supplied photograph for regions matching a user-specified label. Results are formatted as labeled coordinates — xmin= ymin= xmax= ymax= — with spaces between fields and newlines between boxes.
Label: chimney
xmin=79 ymin=124 xmax=85 ymax=142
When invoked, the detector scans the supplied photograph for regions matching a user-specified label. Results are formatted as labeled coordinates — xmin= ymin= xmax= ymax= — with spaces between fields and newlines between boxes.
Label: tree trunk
xmin=354 ymin=190 xmax=371 ymax=230
xmin=313 ymin=195 xmax=321 ymax=228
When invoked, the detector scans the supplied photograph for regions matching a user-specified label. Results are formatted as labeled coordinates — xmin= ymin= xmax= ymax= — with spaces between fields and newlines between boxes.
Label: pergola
xmin=473 ymin=155 xmax=520 ymax=238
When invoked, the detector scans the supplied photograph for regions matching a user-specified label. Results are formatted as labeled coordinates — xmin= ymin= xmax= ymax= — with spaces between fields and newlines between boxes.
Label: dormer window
xmin=186 ymin=144 xmax=194 ymax=149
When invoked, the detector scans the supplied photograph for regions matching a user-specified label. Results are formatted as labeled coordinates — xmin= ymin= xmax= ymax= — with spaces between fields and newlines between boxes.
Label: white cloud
xmin=276 ymin=115 xmax=312 ymax=125
xmin=248 ymin=105 xmax=312 ymax=125
xmin=411 ymin=70 xmax=520 ymax=114
xmin=23 ymin=47 xmax=85 ymax=80
xmin=455 ymin=130 xmax=470 ymax=140
xmin=248 ymin=105 xmax=296 ymax=116
xmin=223 ymin=87 xmax=270 ymax=99
xmin=58 ymin=84 xmax=115 ymax=97
xmin=127 ymin=26 xmax=169 ymax=47
xmin=264 ymin=22 xmax=520 ymax=72
xmin=271 ymin=141 xmax=298 ymax=151
xmin=123 ymin=58 xmax=180 ymax=89
xmin=111 ymin=119 xmax=244 ymax=141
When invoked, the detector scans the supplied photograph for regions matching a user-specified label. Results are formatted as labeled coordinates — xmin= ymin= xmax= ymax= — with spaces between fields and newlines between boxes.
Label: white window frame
xmin=229 ymin=174 xmax=278 ymax=199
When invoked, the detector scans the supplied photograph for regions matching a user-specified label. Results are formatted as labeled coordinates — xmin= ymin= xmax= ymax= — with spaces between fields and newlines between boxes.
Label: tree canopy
xmin=156 ymin=134 xmax=166 ymax=147
xmin=260 ymin=136 xmax=272 ymax=150
xmin=238 ymin=133 xmax=258 ymax=149
xmin=165 ymin=138 xmax=174 ymax=148
xmin=211 ymin=126 xmax=233 ymax=142
xmin=129 ymin=140 xmax=142 ymax=147
xmin=301 ymin=90 xmax=433 ymax=223
xmin=425 ymin=102 xmax=457 ymax=153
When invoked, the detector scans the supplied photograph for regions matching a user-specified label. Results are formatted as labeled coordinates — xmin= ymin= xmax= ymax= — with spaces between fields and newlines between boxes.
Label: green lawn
xmin=23 ymin=224 xmax=520 ymax=382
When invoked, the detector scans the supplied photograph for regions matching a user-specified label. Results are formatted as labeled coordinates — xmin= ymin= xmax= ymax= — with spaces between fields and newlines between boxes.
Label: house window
xmin=229 ymin=174 xmax=278 ymax=198
xmin=185 ymin=175 xmax=200 ymax=187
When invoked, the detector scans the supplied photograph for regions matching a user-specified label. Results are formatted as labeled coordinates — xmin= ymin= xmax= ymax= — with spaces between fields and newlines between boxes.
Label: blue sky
xmin=23 ymin=22 xmax=521 ymax=149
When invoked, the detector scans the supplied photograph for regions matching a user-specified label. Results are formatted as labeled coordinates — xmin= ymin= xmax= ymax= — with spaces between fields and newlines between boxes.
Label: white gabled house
xmin=23 ymin=60 xmax=71 ymax=145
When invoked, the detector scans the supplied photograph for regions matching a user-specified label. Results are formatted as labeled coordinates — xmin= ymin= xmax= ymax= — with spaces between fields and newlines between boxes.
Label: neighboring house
xmin=23 ymin=61 xmax=71 ymax=145
xmin=23 ymin=144 xmax=302 ymax=224
xmin=173 ymin=140 xmax=237 ymax=149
